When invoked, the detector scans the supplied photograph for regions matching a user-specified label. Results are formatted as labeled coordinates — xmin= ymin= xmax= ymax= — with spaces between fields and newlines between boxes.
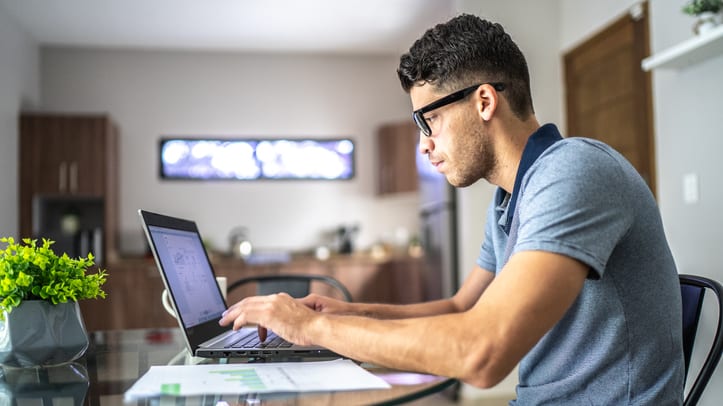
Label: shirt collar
xmin=501 ymin=123 xmax=563 ymax=234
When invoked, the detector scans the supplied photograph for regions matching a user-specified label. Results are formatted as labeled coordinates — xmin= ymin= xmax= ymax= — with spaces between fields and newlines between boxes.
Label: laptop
xmin=138 ymin=209 xmax=337 ymax=359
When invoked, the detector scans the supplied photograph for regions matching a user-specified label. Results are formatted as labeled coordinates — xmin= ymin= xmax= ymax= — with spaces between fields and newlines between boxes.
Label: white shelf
xmin=642 ymin=24 xmax=723 ymax=71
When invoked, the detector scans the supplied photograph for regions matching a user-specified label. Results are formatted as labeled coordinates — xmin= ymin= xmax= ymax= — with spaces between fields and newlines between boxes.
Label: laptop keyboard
xmin=224 ymin=331 xmax=293 ymax=349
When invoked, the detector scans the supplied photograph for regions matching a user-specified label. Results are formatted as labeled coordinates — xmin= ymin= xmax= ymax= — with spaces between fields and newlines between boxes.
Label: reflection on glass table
xmin=0 ymin=328 xmax=456 ymax=405
xmin=0 ymin=362 xmax=89 ymax=404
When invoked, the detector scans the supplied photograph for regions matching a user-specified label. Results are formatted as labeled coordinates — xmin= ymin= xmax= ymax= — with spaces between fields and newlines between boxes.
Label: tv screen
xmin=159 ymin=138 xmax=355 ymax=180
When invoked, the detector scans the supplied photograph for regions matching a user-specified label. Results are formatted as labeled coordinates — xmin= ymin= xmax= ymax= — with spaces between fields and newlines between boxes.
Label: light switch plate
xmin=683 ymin=173 xmax=699 ymax=204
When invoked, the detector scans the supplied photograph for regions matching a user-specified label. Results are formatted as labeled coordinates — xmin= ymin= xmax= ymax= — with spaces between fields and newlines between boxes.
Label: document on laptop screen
xmin=148 ymin=225 xmax=226 ymax=326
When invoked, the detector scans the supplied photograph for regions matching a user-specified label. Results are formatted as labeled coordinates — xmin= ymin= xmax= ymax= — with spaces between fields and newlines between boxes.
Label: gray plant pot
xmin=0 ymin=301 xmax=89 ymax=368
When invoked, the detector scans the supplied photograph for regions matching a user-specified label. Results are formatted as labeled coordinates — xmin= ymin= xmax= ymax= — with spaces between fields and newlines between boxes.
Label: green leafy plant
xmin=0 ymin=237 xmax=108 ymax=319
xmin=682 ymin=0 xmax=722 ymax=15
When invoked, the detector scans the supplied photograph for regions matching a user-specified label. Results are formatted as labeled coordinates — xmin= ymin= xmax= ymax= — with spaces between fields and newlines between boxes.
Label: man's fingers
xmin=258 ymin=325 xmax=268 ymax=342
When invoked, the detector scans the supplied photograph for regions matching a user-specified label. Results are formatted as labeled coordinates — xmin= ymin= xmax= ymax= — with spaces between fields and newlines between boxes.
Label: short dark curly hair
xmin=398 ymin=14 xmax=534 ymax=119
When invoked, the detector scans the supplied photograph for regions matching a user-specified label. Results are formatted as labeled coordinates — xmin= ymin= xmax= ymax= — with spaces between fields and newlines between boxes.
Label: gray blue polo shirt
xmin=477 ymin=124 xmax=684 ymax=405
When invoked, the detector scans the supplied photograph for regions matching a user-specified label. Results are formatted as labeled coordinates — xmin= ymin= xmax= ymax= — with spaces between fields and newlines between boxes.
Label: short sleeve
xmin=512 ymin=141 xmax=635 ymax=278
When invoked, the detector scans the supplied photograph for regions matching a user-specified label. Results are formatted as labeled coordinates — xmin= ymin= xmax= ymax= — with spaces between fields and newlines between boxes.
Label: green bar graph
xmin=210 ymin=368 xmax=267 ymax=391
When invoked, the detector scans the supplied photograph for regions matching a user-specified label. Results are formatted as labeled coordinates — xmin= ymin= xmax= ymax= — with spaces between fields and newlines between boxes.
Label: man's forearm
xmin=306 ymin=309 xmax=502 ymax=387
xmin=352 ymin=298 xmax=461 ymax=319
xmin=346 ymin=266 xmax=494 ymax=320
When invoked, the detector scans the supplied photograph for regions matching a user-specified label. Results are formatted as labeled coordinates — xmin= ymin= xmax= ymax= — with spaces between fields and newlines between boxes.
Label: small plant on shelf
xmin=682 ymin=0 xmax=722 ymax=15
xmin=0 ymin=237 xmax=108 ymax=319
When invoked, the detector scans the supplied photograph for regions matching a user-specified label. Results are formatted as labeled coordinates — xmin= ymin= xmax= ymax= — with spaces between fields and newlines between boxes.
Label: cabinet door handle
xmin=69 ymin=161 xmax=78 ymax=194
xmin=59 ymin=161 xmax=67 ymax=193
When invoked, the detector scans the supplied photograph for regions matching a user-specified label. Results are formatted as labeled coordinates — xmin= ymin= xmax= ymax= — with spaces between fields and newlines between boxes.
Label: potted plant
xmin=682 ymin=0 xmax=723 ymax=34
xmin=0 ymin=237 xmax=108 ymax=367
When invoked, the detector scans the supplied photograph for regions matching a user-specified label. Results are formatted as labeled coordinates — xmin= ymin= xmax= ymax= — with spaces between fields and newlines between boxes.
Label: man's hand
xmin=300 ymin=293 xmax=353 ymax=314
xmin=219 ymin=293 xmax=320 ymax=346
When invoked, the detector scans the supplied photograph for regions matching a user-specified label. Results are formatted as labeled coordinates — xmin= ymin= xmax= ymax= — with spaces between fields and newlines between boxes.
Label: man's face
xmin=410 ymin=84 xmax=497 ymax=188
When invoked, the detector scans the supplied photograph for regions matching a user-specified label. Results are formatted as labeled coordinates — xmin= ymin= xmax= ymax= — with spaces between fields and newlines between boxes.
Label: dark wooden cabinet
xmin=19 ymin=113 xmax=119 ymax=264
xmin=377 ymin=121 xmax=419 ymax=195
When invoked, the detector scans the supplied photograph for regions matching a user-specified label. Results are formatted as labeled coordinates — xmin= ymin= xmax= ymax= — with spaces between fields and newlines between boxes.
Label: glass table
xmin=0 ymin=328 xmax=457 ymax=405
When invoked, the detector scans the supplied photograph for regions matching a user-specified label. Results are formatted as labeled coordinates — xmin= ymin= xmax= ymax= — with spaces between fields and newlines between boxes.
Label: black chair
xmin=227 ymin=274 xmax=353 ymax=302
xmin=679 ymin=274 xmax=723 ymax=406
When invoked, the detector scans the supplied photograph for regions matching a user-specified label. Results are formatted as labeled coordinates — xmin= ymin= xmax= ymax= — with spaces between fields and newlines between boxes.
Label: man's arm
xmin=303 ymin=265 xmax=495 ymax=319
xmin=255 ymin=265 xmax=494 ymax=343
xmin=220 ymin=251 xmax=587 ymax=388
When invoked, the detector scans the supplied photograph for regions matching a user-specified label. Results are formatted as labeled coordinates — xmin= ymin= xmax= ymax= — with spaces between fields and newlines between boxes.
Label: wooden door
xmin=564 ymin=2 xmax=655 ymax=195
xmin=20 ymin=116 xmax=67 ymax=195
xmin=65 ymin=116 xmax=108 ymax=196
xmin=20 ymin=115 xmax=109 ymax=197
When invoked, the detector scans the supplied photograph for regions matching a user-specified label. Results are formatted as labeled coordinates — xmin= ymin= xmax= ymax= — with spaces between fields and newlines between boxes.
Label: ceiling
xmin=0 ymin=0 xmax=457 ymax=55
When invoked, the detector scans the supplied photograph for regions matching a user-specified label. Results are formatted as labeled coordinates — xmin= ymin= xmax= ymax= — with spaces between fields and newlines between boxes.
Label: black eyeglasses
xmin=412 ymin=82 xmax=505 ymax=137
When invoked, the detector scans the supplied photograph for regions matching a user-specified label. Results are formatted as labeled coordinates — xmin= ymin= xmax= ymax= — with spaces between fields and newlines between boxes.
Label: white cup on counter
xmin=161 ymin=276 xmax=227 ymax=319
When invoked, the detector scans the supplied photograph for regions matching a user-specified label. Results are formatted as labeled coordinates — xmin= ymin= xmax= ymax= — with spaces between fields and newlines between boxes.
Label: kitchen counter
xmin=79 ymin=253 xmax=430 ymax=331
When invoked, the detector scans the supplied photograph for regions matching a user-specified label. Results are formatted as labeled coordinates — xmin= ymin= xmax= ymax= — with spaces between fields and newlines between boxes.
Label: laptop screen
xmin=147 ymin=225 xmax=226 ymax=327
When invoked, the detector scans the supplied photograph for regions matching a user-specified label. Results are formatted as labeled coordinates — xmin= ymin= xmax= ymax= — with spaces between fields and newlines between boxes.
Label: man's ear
xmin=477 ymin=83 xmax=499 ymax=122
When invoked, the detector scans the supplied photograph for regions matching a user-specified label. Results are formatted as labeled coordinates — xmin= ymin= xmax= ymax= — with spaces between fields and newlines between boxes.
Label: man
xmin=220 ymin=14 xmax=684 ymax=404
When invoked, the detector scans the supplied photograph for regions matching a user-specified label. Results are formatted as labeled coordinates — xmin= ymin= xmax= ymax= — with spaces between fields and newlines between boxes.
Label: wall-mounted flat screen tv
xmin=159 ymin=138 xmax=355 ymax=180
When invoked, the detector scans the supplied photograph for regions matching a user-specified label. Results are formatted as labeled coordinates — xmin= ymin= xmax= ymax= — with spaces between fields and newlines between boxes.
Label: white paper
xmin=124 ymin=358 xmax=390 ymax=400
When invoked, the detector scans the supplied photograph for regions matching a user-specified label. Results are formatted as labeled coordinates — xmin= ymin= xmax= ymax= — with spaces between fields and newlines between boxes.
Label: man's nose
xmin=418 ymin=132 xmax=433 ymax=155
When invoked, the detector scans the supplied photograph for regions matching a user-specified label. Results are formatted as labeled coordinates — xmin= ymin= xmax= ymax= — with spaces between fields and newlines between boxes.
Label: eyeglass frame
xmin=412 ymin=82 xmax=505 ymax=137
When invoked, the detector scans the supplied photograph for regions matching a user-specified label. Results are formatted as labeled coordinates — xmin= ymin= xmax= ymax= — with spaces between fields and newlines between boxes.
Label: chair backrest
xmin=227 ymin=274 xmax=353 ymax=302
xmin=679 ymin=274 xmax=723 ymax=406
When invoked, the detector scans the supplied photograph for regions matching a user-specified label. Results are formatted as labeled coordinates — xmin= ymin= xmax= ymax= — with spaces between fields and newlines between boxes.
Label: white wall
xmin=40 ymin=48 xmax=418 ymax=254
xmin=648 ymin=2 xmax=723 ymax=405
xmin=0 ymin=5 xmax=39 ymax=238
xmin=560 ymin=0 xmax=723 ymax=405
